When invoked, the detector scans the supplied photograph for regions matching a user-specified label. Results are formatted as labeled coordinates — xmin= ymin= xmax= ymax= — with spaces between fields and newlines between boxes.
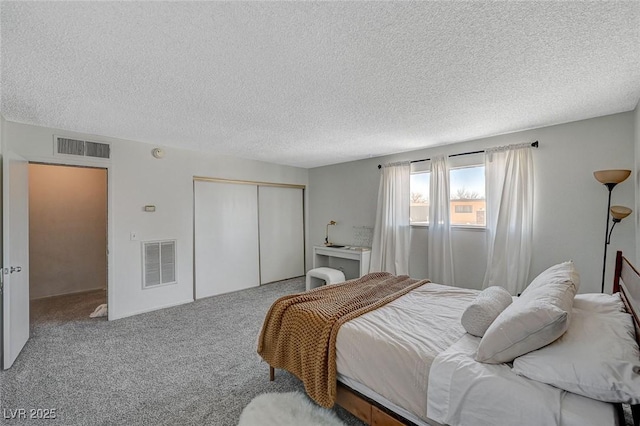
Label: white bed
xmin=336 ymin=284 xmax=620 ymax=426
xmin=336 ymin=283 xmax=477 ymax=423
xmin=427 ymin=334 xmax=618 ymax=426
xmin=263 ymin=251 xmax=640 ymax=426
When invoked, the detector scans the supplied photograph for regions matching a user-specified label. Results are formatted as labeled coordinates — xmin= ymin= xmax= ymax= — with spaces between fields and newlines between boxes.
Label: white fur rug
xmin=238 ymin=391 xmax=346 ymax=426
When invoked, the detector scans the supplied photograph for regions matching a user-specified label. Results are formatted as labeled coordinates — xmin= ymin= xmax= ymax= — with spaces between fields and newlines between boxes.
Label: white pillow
xmin=524 ymin=260 xmax=580 ymax=294
xmin=573 ymin=293 xmax=624 ymax=314
xmin=475 ymin=262 xmax=579 ymax=364
xmin=461 ymin=286 xmax=513 ymax=337
xmin=513 ymin=309 xmax=640 ymax=404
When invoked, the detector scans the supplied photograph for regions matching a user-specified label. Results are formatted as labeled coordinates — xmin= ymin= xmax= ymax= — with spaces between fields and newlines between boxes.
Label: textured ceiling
xmin=1 ymin=2 xmax=639 ymax=168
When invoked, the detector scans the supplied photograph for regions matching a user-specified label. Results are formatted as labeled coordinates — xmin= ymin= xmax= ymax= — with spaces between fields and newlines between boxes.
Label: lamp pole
xmin=600 ymin=183 xmax=616 ymax=293
xmin=594 ymin=170 xmax=631 ymax=293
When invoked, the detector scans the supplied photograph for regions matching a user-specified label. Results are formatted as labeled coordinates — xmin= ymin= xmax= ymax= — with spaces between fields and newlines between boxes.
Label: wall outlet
xmin=130 ymin=232 xmax=138 ymax=241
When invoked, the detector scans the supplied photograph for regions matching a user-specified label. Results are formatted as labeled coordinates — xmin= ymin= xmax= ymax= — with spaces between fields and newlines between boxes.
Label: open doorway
xmin=28 ymin=163 xmax=108 ymax=324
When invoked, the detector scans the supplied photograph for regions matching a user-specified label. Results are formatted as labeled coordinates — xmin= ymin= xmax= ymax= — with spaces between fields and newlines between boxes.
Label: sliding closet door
xmin=258 ymin=186 xmax=304 ymax=284
xmin=194 ymin=181 xmax=260 ymax=299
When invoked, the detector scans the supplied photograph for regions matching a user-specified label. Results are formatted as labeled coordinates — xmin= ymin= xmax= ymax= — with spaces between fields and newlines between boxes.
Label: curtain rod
xmin=377 ymin=140 xmax=539 ymax=169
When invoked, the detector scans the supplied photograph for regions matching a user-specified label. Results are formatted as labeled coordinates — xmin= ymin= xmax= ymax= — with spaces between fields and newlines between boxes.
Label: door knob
xmin=10 ymin=266 xmax=21 ymax=273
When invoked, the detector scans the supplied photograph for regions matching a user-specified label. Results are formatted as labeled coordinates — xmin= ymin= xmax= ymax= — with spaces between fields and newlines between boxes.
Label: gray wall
xmin=308 ymin=112 xmax=636 ymax=294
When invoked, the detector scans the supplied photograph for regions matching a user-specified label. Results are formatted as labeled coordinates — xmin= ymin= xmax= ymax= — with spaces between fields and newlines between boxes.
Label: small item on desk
xmin=325 ymin=220 xmax=337 ymax=246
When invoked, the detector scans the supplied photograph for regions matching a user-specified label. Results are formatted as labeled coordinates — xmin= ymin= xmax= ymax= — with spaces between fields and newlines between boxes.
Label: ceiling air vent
xmin=54 ymin=136 xmax=111 ymax=160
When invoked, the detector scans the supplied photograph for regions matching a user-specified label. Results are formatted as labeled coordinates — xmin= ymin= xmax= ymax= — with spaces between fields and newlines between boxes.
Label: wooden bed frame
xmin=270 ymin=250 xmax=640 ymax=426
xmin=614 ymin=251 xmax=640 ymax=426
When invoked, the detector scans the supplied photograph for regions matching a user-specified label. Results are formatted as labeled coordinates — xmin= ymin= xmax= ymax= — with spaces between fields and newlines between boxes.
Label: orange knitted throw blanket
xmin=257 ymin=272 xmax=430 ymax=407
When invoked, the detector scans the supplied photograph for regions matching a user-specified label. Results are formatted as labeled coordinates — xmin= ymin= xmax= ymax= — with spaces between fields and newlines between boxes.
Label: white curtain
xmin=370 ymin=162 xmax=411 ymax=275
xmin=428 ymin=155 xmax=455 ymax=285
xmin=482 ymin=144 xmax=534 ymax=295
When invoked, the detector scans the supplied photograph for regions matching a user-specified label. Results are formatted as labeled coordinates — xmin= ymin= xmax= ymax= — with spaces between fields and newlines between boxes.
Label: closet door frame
xmin=193 ymin=176 xmax=306 ymax=297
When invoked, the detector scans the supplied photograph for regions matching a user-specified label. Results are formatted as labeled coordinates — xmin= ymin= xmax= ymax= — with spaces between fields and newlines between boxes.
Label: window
xmin=450 ymin=166 xmax=485 ymax=226
xmin=410 ymin=163 xmax=485 ymax=227
xmin=410 ymin=172 xmax=430 ymax=224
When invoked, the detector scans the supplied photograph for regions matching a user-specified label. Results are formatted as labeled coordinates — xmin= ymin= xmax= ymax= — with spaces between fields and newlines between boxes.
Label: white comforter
xmin=336 ymin=283 xmax=479 ymax=421
xmin=427 ymin=334 xmax=618 ymax=426
xmin=336 ymin=281 xmax=618 ymax=426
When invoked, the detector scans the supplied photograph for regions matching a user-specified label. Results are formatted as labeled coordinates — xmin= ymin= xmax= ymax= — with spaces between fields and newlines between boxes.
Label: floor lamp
xmin=594 ymin=169 xmax=632 ymax=293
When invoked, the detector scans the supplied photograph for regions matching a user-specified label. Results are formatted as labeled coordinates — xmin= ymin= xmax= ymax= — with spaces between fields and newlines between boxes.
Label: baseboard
xmin=30 ymin=287 xmax=106 ymax=301
xmin=108 ymin=298 xmax=194 ymax=321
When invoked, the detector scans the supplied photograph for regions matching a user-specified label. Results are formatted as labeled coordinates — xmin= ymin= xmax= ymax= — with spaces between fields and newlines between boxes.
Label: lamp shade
xmin=593 ymin=169 xmax=631 ymax=184
xmin=610 ymin=206 xmax=632 ymax=221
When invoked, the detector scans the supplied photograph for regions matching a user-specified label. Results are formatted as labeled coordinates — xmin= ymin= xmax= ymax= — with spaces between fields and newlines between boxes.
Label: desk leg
xmin=269 ymin=366 xmax=275 ymax=381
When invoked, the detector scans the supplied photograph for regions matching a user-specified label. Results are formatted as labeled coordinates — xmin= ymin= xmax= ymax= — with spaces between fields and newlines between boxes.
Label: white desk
xmin=313 ymin=246 xmax=371 ymax=280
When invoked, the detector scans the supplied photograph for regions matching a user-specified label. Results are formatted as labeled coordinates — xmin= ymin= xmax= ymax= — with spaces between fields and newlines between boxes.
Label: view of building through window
xmin=410 ymin=172 xmax=430 ymax=224
xmin=410 ymin=165 xmax=486 ymax=226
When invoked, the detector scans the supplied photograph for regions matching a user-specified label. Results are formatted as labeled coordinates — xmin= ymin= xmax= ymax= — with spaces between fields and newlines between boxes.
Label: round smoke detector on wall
xmin=152 ymin=148 xmax=165 ymax=159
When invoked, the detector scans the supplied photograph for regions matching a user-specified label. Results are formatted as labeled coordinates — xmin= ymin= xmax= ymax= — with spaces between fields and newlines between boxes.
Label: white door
xmin=2 ymin=151 xmax=29 ymax=369
xmin=194 ymin=181 xmax=260 ymax=299
xmin=258 ymin=186 xmax=304 ymax=284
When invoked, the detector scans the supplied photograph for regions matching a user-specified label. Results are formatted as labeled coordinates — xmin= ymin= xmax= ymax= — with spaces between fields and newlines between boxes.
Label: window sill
xmin=410 ymin=223 xmax=486 ymax=232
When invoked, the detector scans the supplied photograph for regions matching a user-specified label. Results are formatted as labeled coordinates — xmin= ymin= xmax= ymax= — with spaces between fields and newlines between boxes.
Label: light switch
xmin=130 ymin=232 xmax=138 ymax=241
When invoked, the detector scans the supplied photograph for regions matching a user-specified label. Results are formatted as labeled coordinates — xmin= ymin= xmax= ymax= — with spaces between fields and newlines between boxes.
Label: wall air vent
xmin=142 ymin=240 xmax=177 ymax=289
xmin=85 ymin=141 xmax=111 ymax=158
xmin=54 ymin=135 xmax=111 ymax=160
xmin=57 ymin=137 xmax=85 ymax=156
